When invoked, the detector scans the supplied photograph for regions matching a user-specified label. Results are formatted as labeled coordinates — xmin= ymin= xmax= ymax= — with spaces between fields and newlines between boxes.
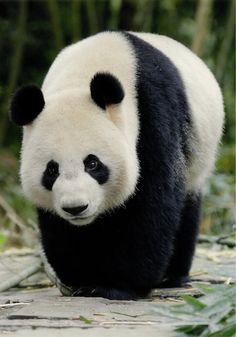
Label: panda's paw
xmin=90 ymin=286 xmax=139 ymax=300
xmin=72 ymin=285 xmax=150 ymax=300
xmin=160 ymin=275 xmax=191 ymax=288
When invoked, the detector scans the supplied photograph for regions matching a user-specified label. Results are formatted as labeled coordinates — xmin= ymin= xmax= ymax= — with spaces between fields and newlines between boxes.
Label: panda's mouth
xmin=67 ymin=214 xmax=96 ymax=226
xmin=71 ymin=215 xmax=91 ymax=220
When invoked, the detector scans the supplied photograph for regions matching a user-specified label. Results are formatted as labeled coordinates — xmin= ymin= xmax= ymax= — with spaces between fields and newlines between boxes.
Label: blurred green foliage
xmin=152 ymin=283 xmax=236 ymax=337
xmin=0 ymin=0 xmax=235 ymax=248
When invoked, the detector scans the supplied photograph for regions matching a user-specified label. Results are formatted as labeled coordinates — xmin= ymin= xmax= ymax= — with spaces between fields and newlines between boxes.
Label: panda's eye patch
xmin=84 ymin=154 xmax=109 ymax=185
xmin=46 ymin=160 xmax=59 ymax=177
xmin=42 ymin=160 xmax=59 ymax=190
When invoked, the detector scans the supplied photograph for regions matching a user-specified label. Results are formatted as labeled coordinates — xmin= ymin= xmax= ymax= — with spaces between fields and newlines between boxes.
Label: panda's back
xmin=128 ymin=32 xmax=224 ymax=191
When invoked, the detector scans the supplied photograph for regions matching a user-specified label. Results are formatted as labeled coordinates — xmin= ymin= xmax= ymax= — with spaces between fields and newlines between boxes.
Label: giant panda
xmin=10 ymin=31 xmax=224 ymax=300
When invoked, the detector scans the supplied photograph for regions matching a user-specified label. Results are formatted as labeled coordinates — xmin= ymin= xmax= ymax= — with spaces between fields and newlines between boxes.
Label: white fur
xmin=21 ymin=32 xmax=139 ymax=225
xmin=20 ymin=31 xmax=224 ymax=226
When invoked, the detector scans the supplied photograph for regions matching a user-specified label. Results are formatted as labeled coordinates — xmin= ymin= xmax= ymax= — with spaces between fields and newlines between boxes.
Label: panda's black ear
xmin=9 ymin=85 xmax=45 ymax=126
xmin=90 ymin=73 xmax=124 ymax=110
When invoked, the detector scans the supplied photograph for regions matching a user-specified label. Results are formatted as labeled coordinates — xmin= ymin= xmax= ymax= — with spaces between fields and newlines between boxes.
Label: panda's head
xmin=10 ymin=73 xmax=139 ymax=226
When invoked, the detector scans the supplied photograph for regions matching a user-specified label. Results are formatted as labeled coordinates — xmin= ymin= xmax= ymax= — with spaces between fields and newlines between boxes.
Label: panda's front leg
xmin=72 ymin=285 xmax=150 ymax=300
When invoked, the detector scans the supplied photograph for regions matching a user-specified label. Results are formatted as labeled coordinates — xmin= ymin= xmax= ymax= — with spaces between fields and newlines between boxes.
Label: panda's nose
xmin=62 ymin=204 xmax=88 ymax=216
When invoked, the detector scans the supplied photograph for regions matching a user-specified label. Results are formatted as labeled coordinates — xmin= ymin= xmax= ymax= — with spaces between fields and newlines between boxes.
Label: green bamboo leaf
xmin=226 ymin=314 xmax=236 ymax=325
xmin=204 ymin=323 xmax=236 ymax=337
xmin=202 ymin=285 xmax=236 ymax=307
xmin=151 ymin=305 xmax=204 ymax=322
xmin=193 ymin=282 xmax=215 ymax=294
xmin=181 ymin=295 xmax=207 ymax=310
xmin=201 ymin=299 xmax=231 ymax=322
xmin=177 ymin=324 xmax=207 ymax=334
xmin=78 ymin=315 xmax=92 ymax=324
xmin=174 ymin=284 xmax=236 ymax=336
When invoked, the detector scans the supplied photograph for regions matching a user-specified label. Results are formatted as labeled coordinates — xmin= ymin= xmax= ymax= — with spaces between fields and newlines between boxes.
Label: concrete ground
xmin=0 ymin=244 xmax=235 ymax=337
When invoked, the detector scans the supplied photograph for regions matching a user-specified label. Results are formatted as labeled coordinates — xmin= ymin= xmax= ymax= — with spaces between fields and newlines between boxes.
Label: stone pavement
xmin=0 ymin=244 xmax=235 ymax=337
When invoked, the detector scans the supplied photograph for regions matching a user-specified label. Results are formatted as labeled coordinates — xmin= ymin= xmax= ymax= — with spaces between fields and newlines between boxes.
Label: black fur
xmin=84 ymin=154 xmax=109 ymax=185
xmin=161 ymin=193 xmax=201 ymax=287
xmin=37 ymin=33 xmax=199 ymax=300
xmin=10 ymin=85 xmax=45 ymax=126
xmin=42 ymin=160 xmax=59 ymax=191
xmin=90 ymin=73 xmax=124 ymax=109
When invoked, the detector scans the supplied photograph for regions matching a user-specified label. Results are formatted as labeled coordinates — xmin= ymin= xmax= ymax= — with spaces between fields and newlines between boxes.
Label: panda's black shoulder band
xmin=10 ymin=84 xmax=45 ymax=126
xmin=90 ymin=72 xmax=124 ymax=110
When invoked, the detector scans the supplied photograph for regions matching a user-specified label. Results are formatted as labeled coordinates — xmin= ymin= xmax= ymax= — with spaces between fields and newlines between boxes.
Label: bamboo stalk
xmin=85 ymin=0 xmax=99 ymax=35
xmin=215 ymin=0 xmax=235 ymax=83
xmin=192 ymin=0 xmax=213 ymax=56
xmin=47 ymin=0 xmax=64 ymax=52
xmin=0 ymin=0 xmax=27 ymax=146
xmin=133 ymin=0 xmax=154 ymax=32
xmin=71 ymin=0 xmax=81 ymax=42
xmin=108 ymin=0 xmax=122 ymax=29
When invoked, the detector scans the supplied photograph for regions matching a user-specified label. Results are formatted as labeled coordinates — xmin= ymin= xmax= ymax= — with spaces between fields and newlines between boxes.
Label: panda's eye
xmin=46 ymin=160 xmax=59 ymax=177
xmin=85 ymin=158 xmax=98 ymax=171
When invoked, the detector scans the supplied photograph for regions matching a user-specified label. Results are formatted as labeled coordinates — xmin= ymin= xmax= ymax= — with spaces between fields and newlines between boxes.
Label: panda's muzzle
xmin=62 ymin=204 xmax=88 ymax=216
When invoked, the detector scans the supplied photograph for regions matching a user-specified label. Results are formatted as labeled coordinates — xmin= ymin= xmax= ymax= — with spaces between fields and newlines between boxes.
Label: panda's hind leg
xmin=161 ymin=193 xmax=201 ymax=287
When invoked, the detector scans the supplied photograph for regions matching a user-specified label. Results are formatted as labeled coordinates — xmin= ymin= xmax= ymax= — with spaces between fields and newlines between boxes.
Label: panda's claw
xmin=72 ymin=285 xmax=150 ymax=300
xmin=159 ymin=275 xmax=191 ymax=288
xmin=71 ymin=285 xmax=96 ymax=297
